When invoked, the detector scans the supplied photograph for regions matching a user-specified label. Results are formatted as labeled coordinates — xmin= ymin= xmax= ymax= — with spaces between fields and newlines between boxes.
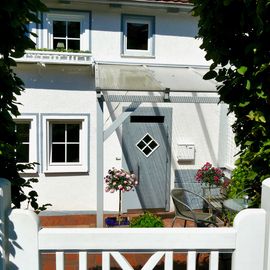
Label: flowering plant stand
xmin=195 ymin=162 xmax=224 ymax=189
xmin=104 ymin=168 xmax=138 ymax=221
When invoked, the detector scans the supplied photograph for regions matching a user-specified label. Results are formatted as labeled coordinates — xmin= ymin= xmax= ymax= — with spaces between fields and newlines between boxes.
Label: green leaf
xmin=246 ymin=80 xmax=251 ymax=90
xmin=239 ymin=101 xmax=250 ymax=107
xmin=259 ymin=115 xmax=266 ymax=123
xmin=244 ymin=141 xmax=253 ymax=146
xmin=237 ymin=66 xmax=248 ymax=75
xmin=256 ymin=91 xmax=267 ymax=99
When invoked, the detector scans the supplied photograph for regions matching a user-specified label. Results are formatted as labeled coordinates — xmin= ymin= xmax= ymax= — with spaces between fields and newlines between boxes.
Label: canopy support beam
xmin=96 ymin=90 xmax=104 ymax=227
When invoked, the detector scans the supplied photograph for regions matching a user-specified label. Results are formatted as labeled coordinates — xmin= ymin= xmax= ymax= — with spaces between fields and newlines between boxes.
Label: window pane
xmin=67 ymin=40 xmax=80 ymax=50
xmin=54 ymin=39 xmax=66 ymax=50
xmin=67 ymin=124 xmax=79 ymax=142
xmin=127 ymin=22 xmax=148 ymax=50
xmin=52 ymin=124 xmax=65 ymax=142
xmin=52 ymin=144 xmax=65 ymax=162
xmin=68 ymin=22 xmax=80 ymax=38
xmin=53 ymin=21 xmax=66 ymax=37
xmin=137 ymin=141 xmax=146 ymax=150
xmin=143 ymin=134 xmax=152 ymax=144
xmin=17 ymin=123 xmax=30 ymax=142
xmin=17 ymin=144 xmax=29 ymax=163
xmin=67 ymin=144 xmax=79 ymax=162
xmin=149 ymin=140 xmax=158 ymax=149
xmin=143 ymin=146 xmax=151 ymax=156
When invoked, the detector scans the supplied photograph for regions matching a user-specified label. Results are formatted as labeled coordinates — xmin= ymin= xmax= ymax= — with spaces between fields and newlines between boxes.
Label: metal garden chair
xmin=171 ymin=188 xmax=218 ymax=227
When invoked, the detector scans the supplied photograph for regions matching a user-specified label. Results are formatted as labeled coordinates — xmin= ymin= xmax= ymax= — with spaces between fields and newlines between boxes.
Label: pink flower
xmin=104 ymin=167 xmax=138 ymax=192
xmin=195 ymin=162 xmax=224 ymax=187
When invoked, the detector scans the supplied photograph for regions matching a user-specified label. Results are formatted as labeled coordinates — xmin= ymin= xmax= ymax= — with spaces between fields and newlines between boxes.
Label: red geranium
xmin=195 ymin=162 xmax=224 ymax=187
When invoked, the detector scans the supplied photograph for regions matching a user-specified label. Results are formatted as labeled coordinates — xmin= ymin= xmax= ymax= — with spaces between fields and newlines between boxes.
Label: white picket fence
xmin=1 ymin=177 xmax=270 ymax=270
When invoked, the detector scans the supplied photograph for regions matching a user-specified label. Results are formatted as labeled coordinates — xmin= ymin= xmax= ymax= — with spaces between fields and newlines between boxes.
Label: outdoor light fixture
xmin=163 ymin=88 xmax=170 ymax=102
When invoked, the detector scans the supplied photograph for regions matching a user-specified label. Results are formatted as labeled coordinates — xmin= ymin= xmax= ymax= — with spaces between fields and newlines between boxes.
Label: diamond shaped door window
xmin=136 ymin=133 xmax=159 ymax=157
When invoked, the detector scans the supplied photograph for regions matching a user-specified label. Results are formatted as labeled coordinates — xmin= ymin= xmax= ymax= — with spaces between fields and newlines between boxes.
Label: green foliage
xmin=0 ymin=0 xmax=50 ymax=211
xmin=192 ymin=0 xmax=270 ymax=205
xmin=227 ymin=164 xmax=260 ymax=207
xmin=129 ymin=212 xmax=164 ymax=228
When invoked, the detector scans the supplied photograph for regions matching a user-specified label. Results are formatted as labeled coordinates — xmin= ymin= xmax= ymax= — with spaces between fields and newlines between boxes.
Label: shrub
xmin=129 ymin=212 xmax=164 ymax=228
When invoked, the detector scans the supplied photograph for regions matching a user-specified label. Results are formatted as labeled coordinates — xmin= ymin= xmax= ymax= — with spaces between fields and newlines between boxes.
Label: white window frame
xmin=42 ymin=114 xmax=89 ymax=173
xmin=14 ymin=114 xmax=38 ymax=173
xmin=136 ymin=133 xmax=160 ymax=157
xmin=122 ymin=15 xmax=155 ymax=57
xmin=43 ymin=11 xmax=90 ymax=51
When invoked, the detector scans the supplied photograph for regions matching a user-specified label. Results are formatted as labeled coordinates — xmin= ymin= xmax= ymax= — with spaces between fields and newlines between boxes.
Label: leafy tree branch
xmin=192 ymin=0 xmax=270 ymax=206
xmin=0 ymin=0 xmax=50 ymax=211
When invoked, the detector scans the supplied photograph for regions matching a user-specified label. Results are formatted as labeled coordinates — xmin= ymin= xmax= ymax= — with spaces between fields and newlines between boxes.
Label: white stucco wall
xmin=15 ymin=64 xmax=98 ymax=211
xmin=91 ymin=7 xmax=207 ymax=65
xmin=13 ymin=5 xmax=228 ymax=213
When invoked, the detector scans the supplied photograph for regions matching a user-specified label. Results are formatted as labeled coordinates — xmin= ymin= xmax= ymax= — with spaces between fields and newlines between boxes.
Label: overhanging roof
xmin=95 ymin=63 xmax=217 ymax=93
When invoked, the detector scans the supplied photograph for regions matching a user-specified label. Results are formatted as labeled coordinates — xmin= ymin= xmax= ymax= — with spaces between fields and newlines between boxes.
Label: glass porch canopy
xmin=95 ymin=62 xmax=219 ymax=227
xmin=95 ymin=63 xmax=217 ymax=93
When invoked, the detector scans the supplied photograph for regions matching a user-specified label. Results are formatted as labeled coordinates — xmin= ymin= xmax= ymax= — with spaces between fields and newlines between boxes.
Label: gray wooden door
xmin=122 ymin=107 xmax=172 ymax=211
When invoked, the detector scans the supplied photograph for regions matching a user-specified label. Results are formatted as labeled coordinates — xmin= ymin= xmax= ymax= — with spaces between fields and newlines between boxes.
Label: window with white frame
xmin=15 ymin=122 xmax=30 ymax=163
xmin=14 ymin=115 xmax=38 ymax=172
xmin=122 ymin=15 xmax=155 ymax=57
xmin=42 ymin=115 xmax=89 ymax=173
xmin=53 ymin=21 xmax=80 ymax=50
xmin=43 ymin=11 xmax=90 ymax=51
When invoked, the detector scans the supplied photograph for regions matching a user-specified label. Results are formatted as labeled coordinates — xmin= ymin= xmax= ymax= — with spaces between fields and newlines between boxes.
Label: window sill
xmin=44 ymin=163 xmax=88 ymax=174
xmin=16 ymin=50 xmax=93 ymax=65
xmin=121 ymin=54 xmax=155 ymax=59
xmin=44 ymin=168 xmax=88 ymax=174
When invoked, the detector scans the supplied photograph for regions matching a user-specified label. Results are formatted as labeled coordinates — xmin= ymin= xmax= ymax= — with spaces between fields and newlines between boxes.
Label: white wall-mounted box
xmin=177 ymin=143 xmax=195 ymax=161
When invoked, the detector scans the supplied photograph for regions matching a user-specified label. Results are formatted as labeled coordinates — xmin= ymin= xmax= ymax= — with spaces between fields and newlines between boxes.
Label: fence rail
xmin=1 ymin=178 xmax=270 ymax=270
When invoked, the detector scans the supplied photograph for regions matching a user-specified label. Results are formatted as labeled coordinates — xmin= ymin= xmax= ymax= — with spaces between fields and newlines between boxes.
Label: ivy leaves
xmin=192 ymin=0 xmax=270 ymax=206
xmin=0 ymin=1 xmax=49 ymax=211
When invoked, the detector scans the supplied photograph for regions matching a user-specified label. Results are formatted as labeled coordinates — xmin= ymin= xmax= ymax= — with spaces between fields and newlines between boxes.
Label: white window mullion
xmin=64 ymin=124 xmax=67 ymax=163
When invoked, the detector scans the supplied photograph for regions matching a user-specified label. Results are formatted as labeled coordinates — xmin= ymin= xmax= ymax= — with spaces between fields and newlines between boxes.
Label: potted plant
xmin=195 ymin=162 xmax=224 ymax=200
xmin=104 ymin=168 xmax=138 ymax=226
xmin=129 ymin=212 xmax=164 ymax=228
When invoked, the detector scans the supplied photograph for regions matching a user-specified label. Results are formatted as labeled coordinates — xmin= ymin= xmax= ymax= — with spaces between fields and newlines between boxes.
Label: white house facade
xmin=14 ymin=0 xmax=236 ymax=218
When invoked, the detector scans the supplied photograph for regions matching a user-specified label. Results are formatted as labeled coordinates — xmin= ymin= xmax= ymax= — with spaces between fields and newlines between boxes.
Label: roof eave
xmin=45 ymin=0 xmax=193 ymax=11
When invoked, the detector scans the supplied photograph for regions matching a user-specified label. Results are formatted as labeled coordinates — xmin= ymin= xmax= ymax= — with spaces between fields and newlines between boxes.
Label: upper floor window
xmin=122 ymin=15 xmax=155 ymax=57
xmin=53 ymin=21 xmax=80 ymax=50
xmin=43 ymin=11 xmax=90 ymax=51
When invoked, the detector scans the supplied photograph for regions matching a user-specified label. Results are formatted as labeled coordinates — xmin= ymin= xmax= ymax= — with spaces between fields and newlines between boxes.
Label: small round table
xmin=223 ymin=198 xmax=249 ymax=212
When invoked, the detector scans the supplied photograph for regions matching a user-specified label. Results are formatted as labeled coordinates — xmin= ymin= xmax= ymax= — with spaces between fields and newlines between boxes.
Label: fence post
xmin=0 ymin=178 xmax=11 ymax=270
xmin=231 ymin=208 xmax=266 ymax=270
xmin=261 ymin=178 xmax=270 ymax=270
xmin=8 ymin=209 xmax=40 ymax=270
